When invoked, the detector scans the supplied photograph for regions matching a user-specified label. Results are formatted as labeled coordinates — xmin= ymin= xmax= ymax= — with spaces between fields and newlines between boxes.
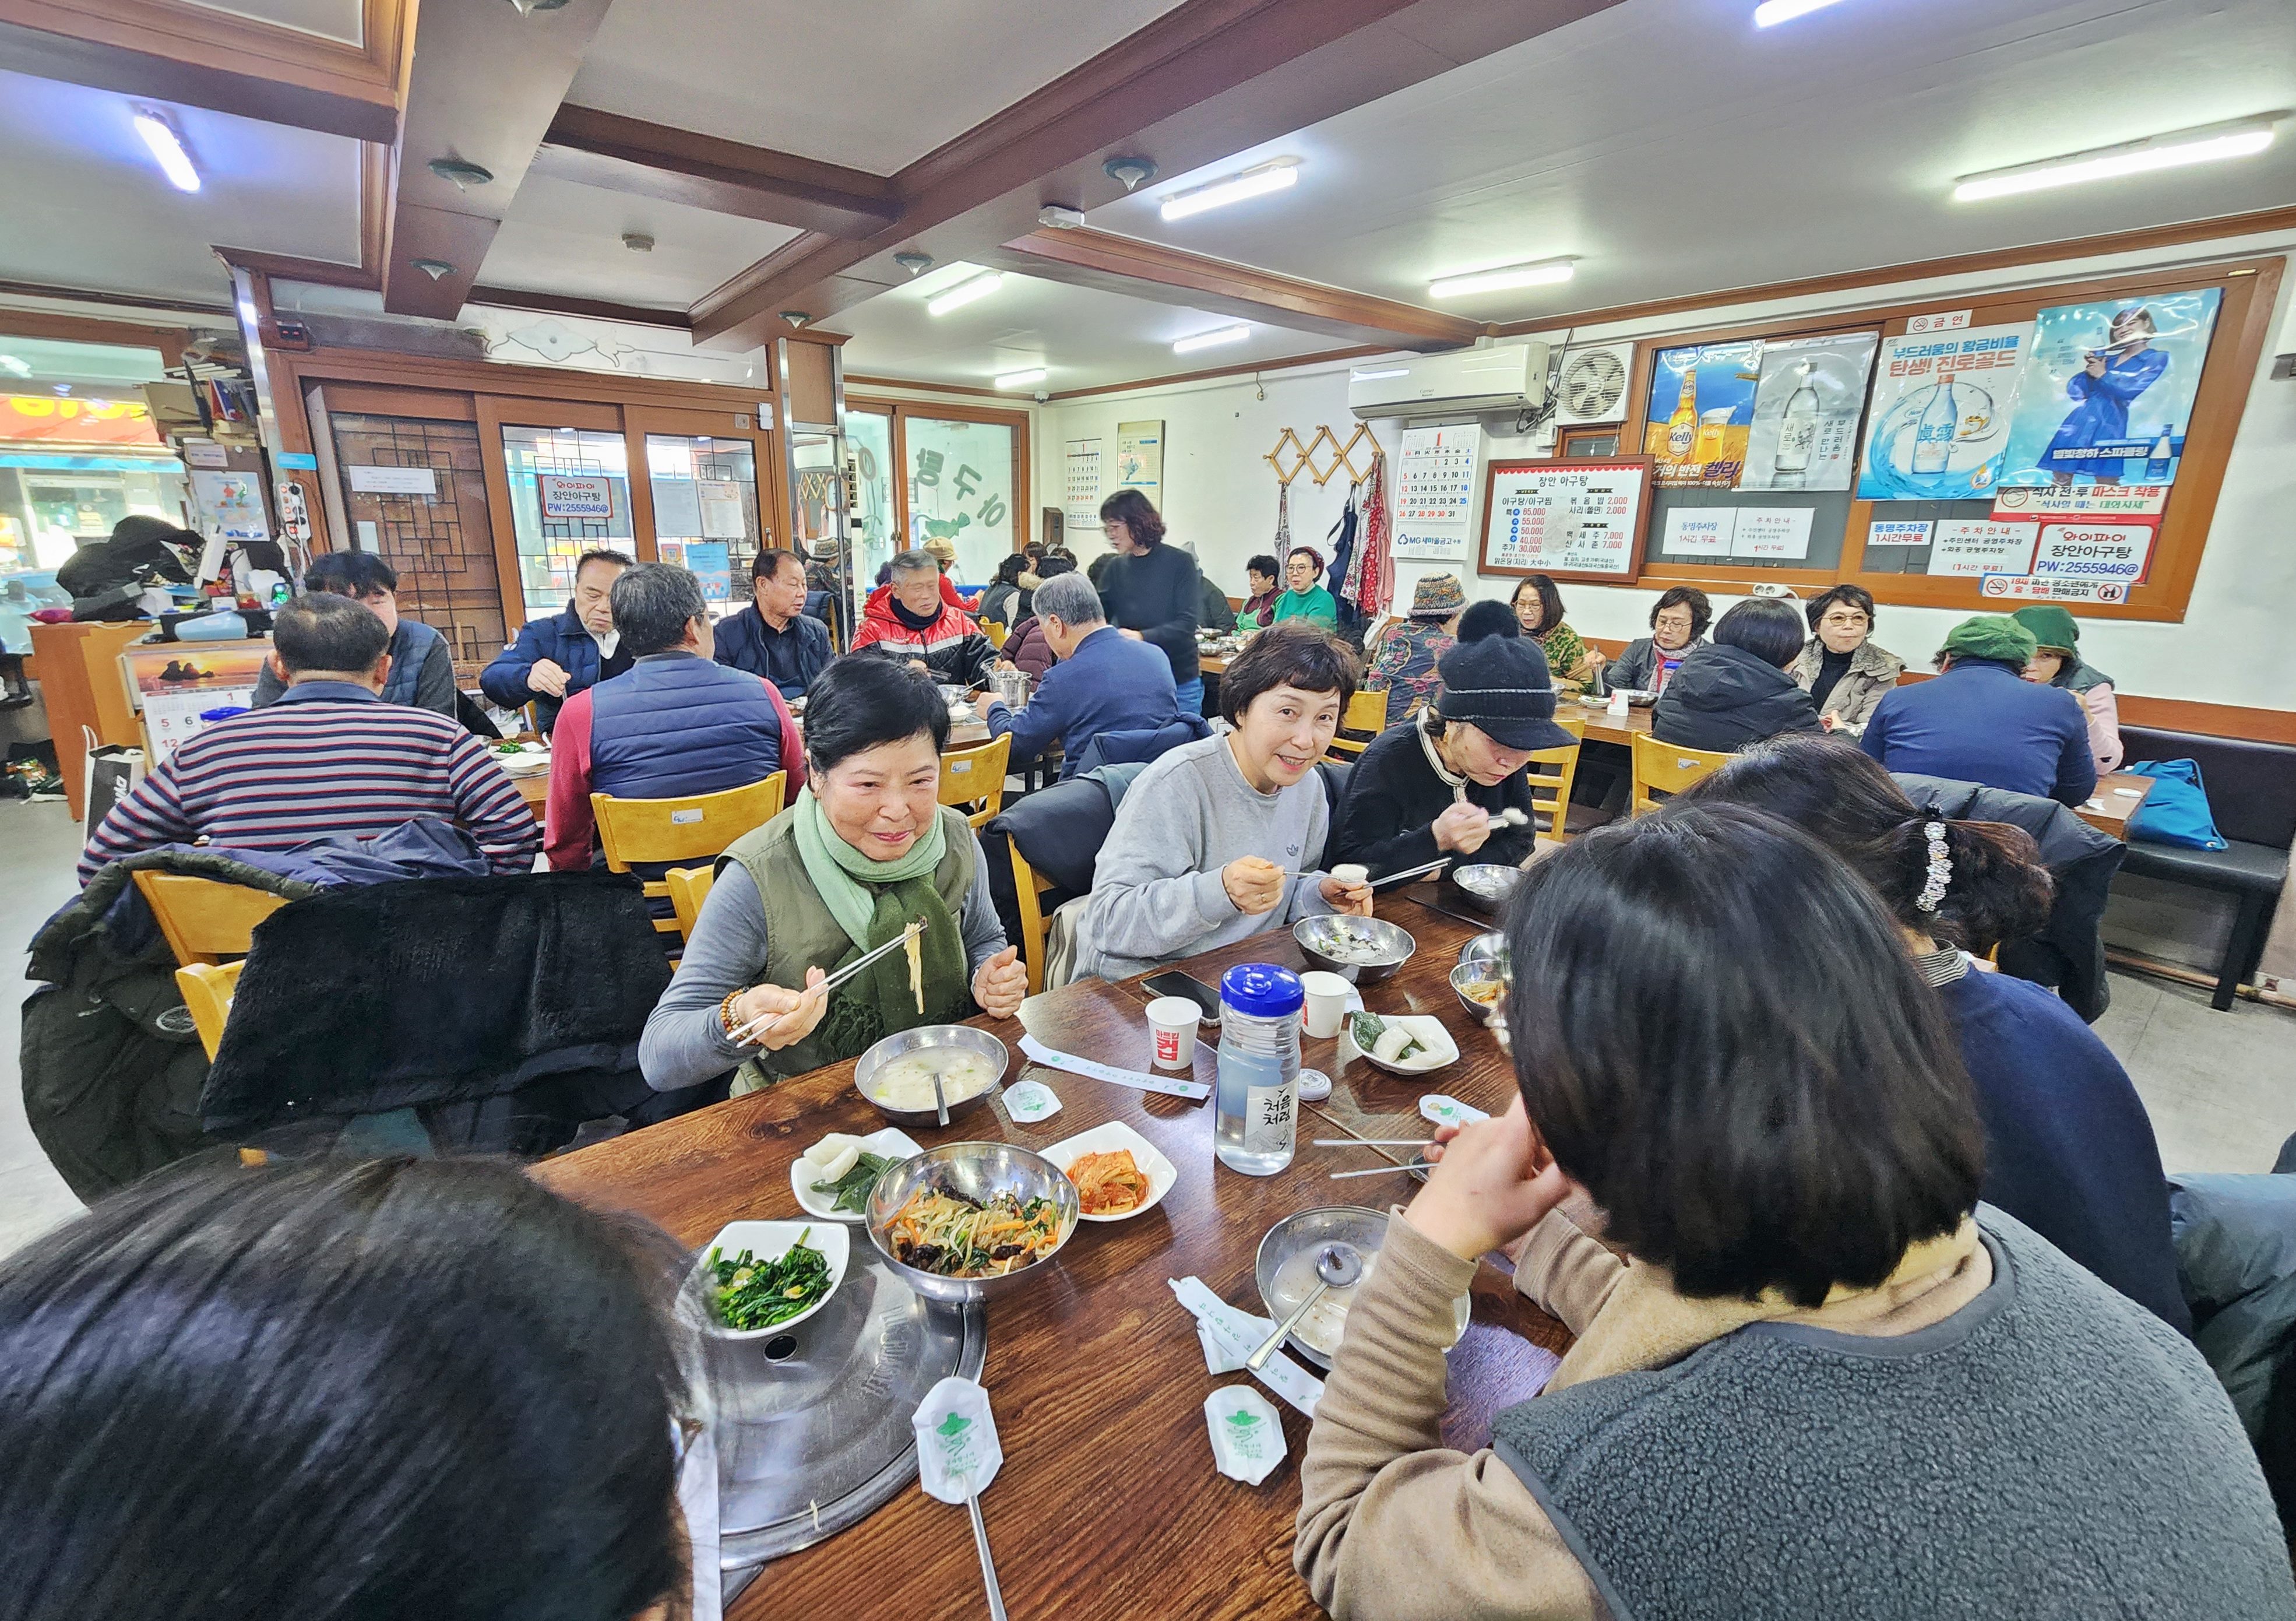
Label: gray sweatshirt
xmin=1075 ymin=732 xmax=1339 ymax=980
xmin=639 ymin=857 xmax=1009 ymax=1093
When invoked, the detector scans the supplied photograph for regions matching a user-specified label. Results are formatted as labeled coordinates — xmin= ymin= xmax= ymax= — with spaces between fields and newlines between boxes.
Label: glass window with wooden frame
xmin=1611 ymin=255 xmax=2279 ymax=624
xmin=846 ymin=398 xmax=1030 ymax=586
xmin=498 ymin=424 xmax=638 ymax=623
xmin=644 ymin=433 xmax=759 ymax=620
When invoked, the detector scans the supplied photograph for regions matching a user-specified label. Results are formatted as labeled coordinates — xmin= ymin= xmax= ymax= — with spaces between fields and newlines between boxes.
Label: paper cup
xmin=1146 ymin=996 xmax=1200 ymax=1068
xmin=1299 ymin=971 xmax=1354 ymax=1039
xmin=1329 ymin=863 xmax=1369 ymax=889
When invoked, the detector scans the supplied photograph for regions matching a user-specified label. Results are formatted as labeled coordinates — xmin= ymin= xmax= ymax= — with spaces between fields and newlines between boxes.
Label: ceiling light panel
xmin=1172 ymin=325 xmax=1252 ymax=354
xmin=994 ymin=368 xmax=1048 ymax=389
xmin=133 ymin=111 xmax=200 ymax=194
xmin=1159 ymin=160 xmax=1300 ymax=222
xmin=1428 ymin=257 xmax=1576 ymax=299
xmin=1752 ymin=0 xmax=1855 ymax=26
xmin=927 ymin=272 xmax=1005 ymax=317
xmin=1953 ymin=116 xmax=2281 ymax=201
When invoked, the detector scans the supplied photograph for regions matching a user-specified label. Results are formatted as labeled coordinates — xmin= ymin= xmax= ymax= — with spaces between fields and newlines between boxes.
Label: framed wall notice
xmin=1478 ymin=457 xmax=1653 ymax=582
xmin=1114 ymin=421 xmax=1163 ymax=506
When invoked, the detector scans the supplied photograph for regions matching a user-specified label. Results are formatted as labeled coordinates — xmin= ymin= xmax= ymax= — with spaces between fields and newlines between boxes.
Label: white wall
xmin=1037 ymin=229 xmax=2296 ymax=716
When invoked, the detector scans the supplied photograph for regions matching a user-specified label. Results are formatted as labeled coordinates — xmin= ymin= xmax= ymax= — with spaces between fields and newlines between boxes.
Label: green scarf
xmin=792 ymin=787 xmax=970 ymax=1055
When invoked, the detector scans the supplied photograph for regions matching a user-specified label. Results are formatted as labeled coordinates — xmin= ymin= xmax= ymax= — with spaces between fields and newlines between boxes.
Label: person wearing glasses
xmin=1791 ymin=584 xmax=1905 ymax=736
xmin=1596 ymin=587 xmax=1709 ymax=697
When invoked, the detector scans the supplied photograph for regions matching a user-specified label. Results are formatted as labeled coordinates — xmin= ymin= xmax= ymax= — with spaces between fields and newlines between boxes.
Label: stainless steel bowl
xmin=1450 ymin=961 xmax=1507 ymax=1022
xmin=864 ymin=1140 xmax=1080 ymax=1304
xmin=1293 ymin=914 xmax=1415 ymax=984
xmin=1457 ymin=930 xmax=1509 ymax=973
xmin=1450 ymin=863 xmax=1522 ymax=908
xmin=1254 ymin=1205 xmax=1470 ymax=1369
xmin=852 ymin=1025 xmax=1008 ymax=1128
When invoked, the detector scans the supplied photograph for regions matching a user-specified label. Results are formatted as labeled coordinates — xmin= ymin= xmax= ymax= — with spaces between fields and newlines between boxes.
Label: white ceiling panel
xmin=570 ymin=0 xmax=1192 ymax=173
xmin=0 ymin=69 xmax=360 ymax=303
xmin=0 ymin=337 xmax=172 ymax=390
xmin=1086 ymin=0 xmax=2296 ymax=325
xmin=478 ymin=174 xmax=805 ymax=308
xmin=175 ymin=0 xmax=364 ymax=46
xmin=828 ymin=263 xmax=1341 ymax=392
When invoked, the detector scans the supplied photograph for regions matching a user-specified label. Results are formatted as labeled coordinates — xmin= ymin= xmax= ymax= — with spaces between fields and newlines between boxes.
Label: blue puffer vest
xmin=589 ymin=652 xmax=783 ymax=802
xmin=382 ymin=618 xmax=443 ymax=709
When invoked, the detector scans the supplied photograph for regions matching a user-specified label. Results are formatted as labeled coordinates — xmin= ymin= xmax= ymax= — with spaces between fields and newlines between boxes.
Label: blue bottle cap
xmin=1219 ymin=963 xmax=1303 ymax=1019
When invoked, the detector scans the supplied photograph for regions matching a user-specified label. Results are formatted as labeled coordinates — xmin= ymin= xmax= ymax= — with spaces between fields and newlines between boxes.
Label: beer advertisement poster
xmin=1854 ymin=322 xmax=2030 ymax=501
xmin=1737 ymin=333 xmax=1876 ymax=493
xmin=1642 ymin=342 xmax=1760 ymax=488
xmin=1994 ymin=289 xmax=2221 ymax=489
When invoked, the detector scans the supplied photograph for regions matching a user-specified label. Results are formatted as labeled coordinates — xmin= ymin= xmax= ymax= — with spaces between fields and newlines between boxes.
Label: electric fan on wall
xmin=1552 ymin=343 xmax=1635 ymax=427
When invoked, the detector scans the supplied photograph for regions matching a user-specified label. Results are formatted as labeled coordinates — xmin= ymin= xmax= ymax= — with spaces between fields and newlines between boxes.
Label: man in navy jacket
xmin=713 ymin=548 xmax=832 ymax=699
xmin=1861 ymin=615 xmax=2097 ymax=808
xmin=981 ymin=572 xmax=1179 ymax=780
xmin=480 ymin=548 xmax=632 ymax=734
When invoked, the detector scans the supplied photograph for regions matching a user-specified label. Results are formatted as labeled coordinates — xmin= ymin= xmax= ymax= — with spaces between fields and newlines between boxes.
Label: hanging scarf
xmin=1350 ymin=452 xmax=1393 ymax=617
xmin=792 ymin=787 xmax=970 ymax=1054
xmin=1326 ymin=488 xmax=1360 ymax=604
xmin=1273 ymin=480 xmax=1293 ymax=565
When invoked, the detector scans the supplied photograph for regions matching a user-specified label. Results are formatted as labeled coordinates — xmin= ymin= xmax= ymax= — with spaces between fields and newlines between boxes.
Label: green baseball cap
xmin=1940 ymin=614 xmax=2037 ymax=669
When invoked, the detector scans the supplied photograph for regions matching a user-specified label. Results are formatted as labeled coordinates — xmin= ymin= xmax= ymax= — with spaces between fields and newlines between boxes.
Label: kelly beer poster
xmin=1995 ymin=289 xmax=2221 ymax=488
xmin=1855 ymin=323 xmax=2028 ymax=501
xmin=1644 ymin=342 xmax=1760 ymax=487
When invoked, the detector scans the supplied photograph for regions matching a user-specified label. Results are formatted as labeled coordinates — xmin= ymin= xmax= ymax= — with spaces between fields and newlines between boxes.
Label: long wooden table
xmin=534 ymin=895 xmax=1560 ymax=1619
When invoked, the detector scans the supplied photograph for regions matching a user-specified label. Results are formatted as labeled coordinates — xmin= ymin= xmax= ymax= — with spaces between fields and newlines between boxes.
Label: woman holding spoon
xmin=640 ymin=656 xmax=1026 ymax=1098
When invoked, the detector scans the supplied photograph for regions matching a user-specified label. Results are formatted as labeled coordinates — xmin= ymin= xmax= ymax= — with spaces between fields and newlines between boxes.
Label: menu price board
xmin=1478 ymin=458 xmax=1652 ymax=582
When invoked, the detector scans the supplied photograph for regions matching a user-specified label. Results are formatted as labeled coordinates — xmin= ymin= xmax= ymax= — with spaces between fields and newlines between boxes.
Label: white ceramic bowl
xmin=692 ymin=1219 xmax=849 ymax=1340
xmin=1339 ymin=1011 xmax=1460 ymax=1076
xmin=1041 ymin=1120 xmax=1178 ymax=1223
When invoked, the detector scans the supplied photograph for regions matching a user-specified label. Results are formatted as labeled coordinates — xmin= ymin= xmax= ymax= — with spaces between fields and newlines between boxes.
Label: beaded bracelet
xmin=718 ymin=988 xmax=746 ymax=1042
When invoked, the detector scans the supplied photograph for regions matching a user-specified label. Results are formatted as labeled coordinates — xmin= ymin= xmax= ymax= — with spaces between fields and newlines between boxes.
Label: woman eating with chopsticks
xmin=641 ymin=656 xmax=1026 ymax=1097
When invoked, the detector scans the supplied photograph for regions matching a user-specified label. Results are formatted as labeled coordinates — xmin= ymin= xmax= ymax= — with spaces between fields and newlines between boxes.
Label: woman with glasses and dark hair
xmin=1508 ymin=573 xmax=1599 ymax=692
xmin=1270 ymin=545 xmax=1340 ymax=631
xmin=1596 ymin=585 xmax=1709 ymax=697
xmin=1649 ymin=596 xmax=1823 ymax=751
xmin=1295 ymin=807 xmax=2288 ymax=1621
xmin=1791 ymin=583 xmax=1905 ymax=734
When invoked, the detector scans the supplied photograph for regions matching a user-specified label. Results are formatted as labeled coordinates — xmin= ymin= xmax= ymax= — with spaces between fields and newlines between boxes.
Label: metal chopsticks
xmin=725 ymin=919 xmax=925 ymax=1047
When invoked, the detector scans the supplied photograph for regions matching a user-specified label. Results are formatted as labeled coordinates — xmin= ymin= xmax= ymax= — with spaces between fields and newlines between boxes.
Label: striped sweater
xmin=80 ymin=680 xmax=540 ymax=884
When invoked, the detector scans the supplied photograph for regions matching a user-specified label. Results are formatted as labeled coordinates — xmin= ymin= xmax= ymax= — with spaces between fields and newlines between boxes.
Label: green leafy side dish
xmin=707 ymin=1230 xmax=832 ymax=1330
xmin=809 ymin=1150 xmax=896 ymax=1215
xmin=1349 ymin=1011 xmax=1424 ymax=1062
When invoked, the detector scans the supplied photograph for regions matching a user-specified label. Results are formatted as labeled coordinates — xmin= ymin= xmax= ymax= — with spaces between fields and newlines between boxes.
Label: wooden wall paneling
xmin=781 ymin=339 xmax=837 ymax=426
xmin=318 ymin=382 xmax=478 ymax=421
xmin=473 ymin=396 xmax=622 ymax=432
xmin=619 ymin=414 xmax=658 ymax=565
xmin=275 ymin=344 xmax=779 ymax=416
xmin=467 ymin=287 xmax=692 ymax=329
xmin=473 ymin=394 xmax=532 ymax=636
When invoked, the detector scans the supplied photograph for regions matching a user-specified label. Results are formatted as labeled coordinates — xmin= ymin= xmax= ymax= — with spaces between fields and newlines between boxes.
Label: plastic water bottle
xmin=1214 ymin=964 xmax=1303 ymax=1176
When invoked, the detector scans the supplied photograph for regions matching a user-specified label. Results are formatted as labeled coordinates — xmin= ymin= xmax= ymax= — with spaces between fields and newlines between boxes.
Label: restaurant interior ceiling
xmin=1 ymin=0 xmax=2290 ymax=395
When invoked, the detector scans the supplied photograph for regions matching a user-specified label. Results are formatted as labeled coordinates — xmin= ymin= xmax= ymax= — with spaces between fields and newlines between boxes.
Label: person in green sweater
xmin=1272 ymin=544 xmax=1340 ymax=630
xmin=1510 ymin=573 xmax=1598 ymax=695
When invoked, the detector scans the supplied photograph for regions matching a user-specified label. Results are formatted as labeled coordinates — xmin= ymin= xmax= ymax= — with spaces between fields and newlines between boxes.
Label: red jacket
xmin=851 ymin=591 xmax=995 ymax=688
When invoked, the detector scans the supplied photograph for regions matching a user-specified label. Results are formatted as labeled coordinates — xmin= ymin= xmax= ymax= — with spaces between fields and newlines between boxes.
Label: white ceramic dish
xmin=692 ymin=1219 xmax=849 ymax=1339
xmin=788 ymin=1127 xmax=924 ymax=1221
xmin=1339 ymin=1012 xmax=1460 ymax=1076
xmin=1042 ymin=1120 xmax=1178 ymax=1223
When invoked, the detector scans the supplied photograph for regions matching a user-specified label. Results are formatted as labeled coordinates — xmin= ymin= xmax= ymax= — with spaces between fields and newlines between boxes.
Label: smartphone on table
xmin=1142 ymin=970 xmax=1221 ymax=1027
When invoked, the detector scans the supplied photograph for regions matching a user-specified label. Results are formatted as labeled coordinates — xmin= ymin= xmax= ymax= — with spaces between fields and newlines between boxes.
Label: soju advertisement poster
xmin=1643 ymin=342 xmax=1760 ymax=487
xmin=1855 ymin=323 xmax=2029 ymax=501
xmin=1995 ymin=289 xmax=2222 ymax=488
xmin=1739 ymin=333 xmax=1878 ymax=493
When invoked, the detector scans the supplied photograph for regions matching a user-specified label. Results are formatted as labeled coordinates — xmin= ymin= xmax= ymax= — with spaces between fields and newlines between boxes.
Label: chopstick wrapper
xmin=1170 ymin=1277 xmax=1324 ymax=1418
xmin=1205 ymin=1387 xmax=1288 ymax=1486
xmin=912 ymin=1376 xmax=1003 ymax=1504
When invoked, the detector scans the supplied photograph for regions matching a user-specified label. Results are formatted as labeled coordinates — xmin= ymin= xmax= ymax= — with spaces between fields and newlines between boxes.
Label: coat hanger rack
xmin=1266 ymin=424 xmax=1383 ymax=488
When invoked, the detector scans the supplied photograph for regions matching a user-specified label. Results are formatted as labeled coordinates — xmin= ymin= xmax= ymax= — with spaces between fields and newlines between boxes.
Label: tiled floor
xmin=2 ymin=796 xmax=2293 ymax=1261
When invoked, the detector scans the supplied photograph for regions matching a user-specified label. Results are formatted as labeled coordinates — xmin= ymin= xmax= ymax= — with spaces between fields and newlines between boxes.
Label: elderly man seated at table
xmin=543 ymin=562 xmax=795 ymax=873
xmin=1330 ymin=604 xmax=1572 ymax=879
xmin=640 ymin=656 xmax=1026 ymax=1096
xmin=1861 ymin=614 xmax=2098 ymax=808
xmin=79 ymin=593 xmax=538 ymax=882
xmin=712 ymin=548 xmax=833 ymax=700
xmin=851 ymin=548 xmax=996 ymax=690
xmin=249 ymin=551 xmax=457 ymax=717
xmin=1072 ymin=627 xmax=1372 ymax=981
xmin=480 ymin=547 xmax=632 ymax=735
xmin=981 ymin=571 xmax=1180 ymax=782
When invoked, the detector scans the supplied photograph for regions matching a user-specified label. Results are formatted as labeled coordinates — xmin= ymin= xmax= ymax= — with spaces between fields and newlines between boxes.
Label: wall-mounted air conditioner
xmin=1348 ymin=342 xmax=1548 ymax=421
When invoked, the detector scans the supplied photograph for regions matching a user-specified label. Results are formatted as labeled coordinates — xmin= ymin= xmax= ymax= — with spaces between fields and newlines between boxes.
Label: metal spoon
xmin=963 ymin=1480 xmax=1006 ymax=1621
xmin=1246 ymin=1243 xmax=1362 ymax=1371
xmin=931 ymin=1064 xmax=949 ymax=1128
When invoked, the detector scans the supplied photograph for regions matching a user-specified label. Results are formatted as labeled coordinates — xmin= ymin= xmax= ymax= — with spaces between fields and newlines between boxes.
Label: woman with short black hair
xmin=1271 ymin=545 xmax=1340 ymax=630
xmin=1649 ymin=596 xmax=1823 ymax=751
xmin=1097 ymin=489 xmax=1205 ymax=712
xmin=1509 ymin=573 xmax=1598 ymax=691
xmin=1791 ymin=582 xmax=1904 ymax=734
xmin=1076 ymin=626 xmax=1372 ymax=979
xmin=0 ymin=1155 xmax=692 ymax=1621
xmin=1240 ymin=553 xmax=1283 ymax=628
xmin=1596 ymin=585 xmax=1709 ymax=696
xmin=977 ymin=550 xmax=1031 ymax=628
xmin=1675 ymin=733 xmax=2189 ymax=1331
xmin=1295 ymin=807 xmax=2289 ymax=1620
xmin=642 ymin=655 xmax=1024 ymax=1094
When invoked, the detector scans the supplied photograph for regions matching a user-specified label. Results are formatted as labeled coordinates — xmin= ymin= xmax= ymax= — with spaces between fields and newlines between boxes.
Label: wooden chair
xmin=983 ymin=620 xmax=1009 ymax=649
xmin=1323 ymin=688 xmax=1392 ymax=761
xmin=1008 ymin=839 xmax=1059 ymax=995
xmin=1523 ymin=716 xmax=1585 ymax=841
xmin=175 ymin=961 xmax=243 ymax=1060
xmin=1629 ymin=732 xmax=1732 ymax=815
xmin=664 ymin=864 xmax=716 ymax=944
xmin=131 ymin=871 xmax=288 ymax=966
xmin=592 ymin=773 xmax=786 ymax=938
xmin=938 ymin=733 xmax=1012 ymax=831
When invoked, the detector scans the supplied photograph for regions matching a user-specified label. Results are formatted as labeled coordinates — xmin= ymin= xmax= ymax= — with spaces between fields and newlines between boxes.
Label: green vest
xmin=716 ymin=804 xmax=978 ymax=1095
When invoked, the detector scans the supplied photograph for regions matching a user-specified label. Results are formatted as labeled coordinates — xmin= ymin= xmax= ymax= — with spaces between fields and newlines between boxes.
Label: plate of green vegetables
xmin=790 ymin=1127 xmax=922 ymax=1221
xmin=694 ymin=1219 xmax=849 ymax=1338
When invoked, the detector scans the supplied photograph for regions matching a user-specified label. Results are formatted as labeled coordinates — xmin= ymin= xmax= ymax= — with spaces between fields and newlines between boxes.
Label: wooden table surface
xmin=534 ymin=894 xmax=1561 ymax=1619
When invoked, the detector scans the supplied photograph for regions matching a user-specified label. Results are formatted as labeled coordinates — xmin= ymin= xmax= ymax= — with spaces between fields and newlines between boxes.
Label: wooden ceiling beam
xmin=378 ymin=0 xmax=618 ymax=321
xmin=980 ymin=226 xmax=1482 ymax=349
xmin=690 ymin=0 xmax=1627 ymax=350
xmin=530 ymin=105 xmax=900 ymax=240
xmin=467 ymin=285 xmax=692 ymax=330
xmin=0 ymin=1 xmax=399 ymax=142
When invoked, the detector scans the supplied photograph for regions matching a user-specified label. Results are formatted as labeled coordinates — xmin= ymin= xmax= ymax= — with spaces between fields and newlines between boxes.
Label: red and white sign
xmin=1929 ymin=519 xmax=2037 ymax=578
xmin=1993 ymin=483 xmax=2168 ymax=519
xmin=2032 ymin=522 xmax=2155 ymax=585
xmin=1980 ymin=574 xmax=2129 ymax=604
xmin=537 ymin=473 xmax=615 ymax=521
xmin=1905 ymin=308 xmax=1973 ymax=335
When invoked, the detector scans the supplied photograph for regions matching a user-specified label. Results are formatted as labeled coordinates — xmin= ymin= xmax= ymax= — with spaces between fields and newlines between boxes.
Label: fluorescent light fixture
xmin=1350 ymin=366 xmax=1410 ymax=381
xmin=1753 ymin=0 xmax=1853 ymax=25
xmin=1159 ymin=159 xmax=1299 ymax=222
xmin=0 ymin=354 xmax=30 ymax=379
xmin=133 ymin=111 xmax=200 ymax=194
xmin=1953 ymin=116 xmax=2280 ymax=202
xmin=994 ymin=367 xmax=1048 ymax=389
xmin=926 ymin=272 xmax=1004 ymax=317
xmin=1427 ymin=257 xmax=1576 ymax=299
xmin=1172 ymin=325 xmax=1252 ymax=355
